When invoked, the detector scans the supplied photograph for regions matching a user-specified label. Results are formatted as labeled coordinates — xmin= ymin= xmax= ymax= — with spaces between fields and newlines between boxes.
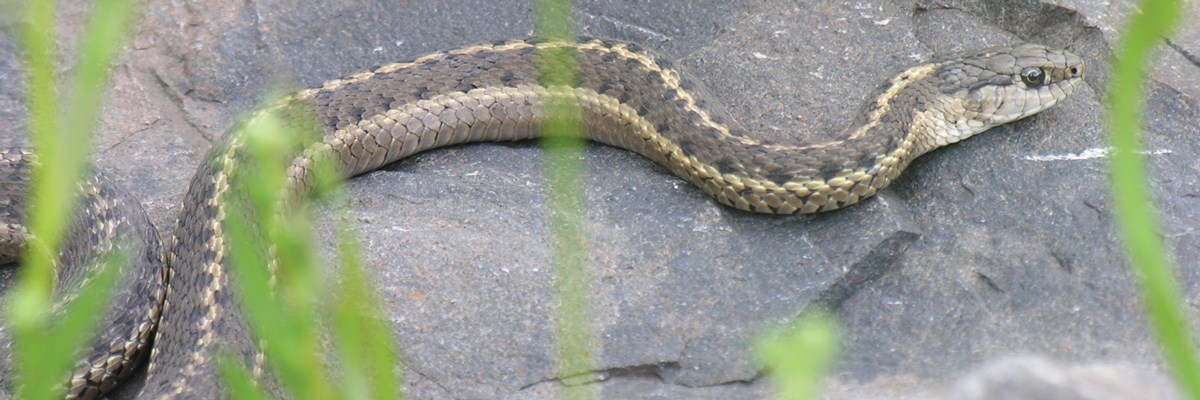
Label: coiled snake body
xmin=0 ymin=38 xmax=1084 ymax=398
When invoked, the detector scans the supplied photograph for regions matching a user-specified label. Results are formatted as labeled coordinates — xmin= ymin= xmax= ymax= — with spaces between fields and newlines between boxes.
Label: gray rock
xmin=0 ymin=0 xmax=1196 ymax=399
xmin=941 ymin=356 xmax=1182 ymax=400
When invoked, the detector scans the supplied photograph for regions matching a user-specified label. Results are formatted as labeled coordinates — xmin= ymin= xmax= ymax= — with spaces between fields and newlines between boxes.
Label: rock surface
xmin=1 ymin=0 xmax=1198 ymax=399
xmin=939 ymin=356 xmax=1183 ymax=400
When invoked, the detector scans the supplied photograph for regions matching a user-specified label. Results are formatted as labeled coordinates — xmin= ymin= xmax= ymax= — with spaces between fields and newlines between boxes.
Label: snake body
xmin=0 ymin=38 xmax=1084 ymax=398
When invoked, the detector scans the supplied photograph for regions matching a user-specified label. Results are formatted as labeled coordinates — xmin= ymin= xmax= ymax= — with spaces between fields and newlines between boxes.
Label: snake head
xmin=929 ymin=43 xmax=1086 ymax=144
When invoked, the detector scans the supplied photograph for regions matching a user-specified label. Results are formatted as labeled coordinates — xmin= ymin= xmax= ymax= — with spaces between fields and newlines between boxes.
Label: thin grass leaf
xmin=1107 ymin=0 xmax=1198 ymax=398
xmin=61 ymin=0 xmax=138 ymax=165
xmin=218 ymin=354 xmax=274 ymax=400
xmin=13 ymin=251 xmax=124 ymax=400
xmin=303 ymin=147 xmax=404 ymax=399
xmin=535 ymin=0 xmax=596 ymax=399
xmin=224 ymin=205 xmax=333 ymax=399
xmin=223 ymin=111 xmax=336 ymax=400
xmin=331 ymin=219 xmax=403 ymax=400
xmin=11 ymin=0 xmax=137 ymax=303
xmin=757 ymin=312 xmax=840 ymax=400
xmin=1 ymin=1 xmax=137 ymax=399
xmin=7 ymin=0 xmax=63 ymax=320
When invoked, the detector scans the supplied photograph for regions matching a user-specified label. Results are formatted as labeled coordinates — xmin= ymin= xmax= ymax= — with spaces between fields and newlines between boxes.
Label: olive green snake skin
xmin=0 ymin=38 xmax=1085 ymax=398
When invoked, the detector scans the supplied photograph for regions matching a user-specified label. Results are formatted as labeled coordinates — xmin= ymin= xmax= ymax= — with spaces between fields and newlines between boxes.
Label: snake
xmin=0 ymin=37 xmax=1085 ymax=399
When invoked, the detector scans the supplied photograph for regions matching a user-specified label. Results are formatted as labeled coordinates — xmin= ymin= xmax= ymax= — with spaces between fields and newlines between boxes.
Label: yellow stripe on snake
xmin=0 ymin=37 xmax=1084 ymax=399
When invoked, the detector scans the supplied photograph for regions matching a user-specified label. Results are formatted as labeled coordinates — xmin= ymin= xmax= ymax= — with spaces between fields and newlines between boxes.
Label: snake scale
xmin=0 ymin=37 xmax=1084 ymax=398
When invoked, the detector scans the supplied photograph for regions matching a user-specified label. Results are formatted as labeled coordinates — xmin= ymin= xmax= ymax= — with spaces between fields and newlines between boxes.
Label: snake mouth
xmin=1064 ymin=76 xmax=1086 ymax=94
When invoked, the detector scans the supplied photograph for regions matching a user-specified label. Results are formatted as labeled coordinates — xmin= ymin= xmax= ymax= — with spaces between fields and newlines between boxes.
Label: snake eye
xmin=1020 ymin=67 xmax=1046 ymax=88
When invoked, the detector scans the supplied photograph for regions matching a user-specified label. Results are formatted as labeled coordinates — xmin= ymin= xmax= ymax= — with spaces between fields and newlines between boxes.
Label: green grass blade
xmin=218 ymin=355 xmax=274 ymax=400
xmin=23 ymin=249 xmax=124 ymax=398
xmin=62 ymin=0 xmax=138 ymax=164
xmin=222 ymin=98 xmax=404 ymax=399
xmin=1 ymin=15 xmax=58 ymax=397
xmin=304 ymin=142 xmax=402 ymax=399
xmin=757 ymin=312 xmax=840 ymax=400
xmin=331 ymin=212 xmax=403 ymax=400
xmin=7 ymin=0 xmax=62 ymax=318
xmin=13 ymin=251 xmax=124 ymax=400
xmin=2 ymin=1 xmax=137 ymax=399
xmin=224 ymin=206 xmax=332 ymax=399
xmin=535 ymin=0 xmax=596 ymax=398
xmin=12 ymin=0 xmax=138 ymax=303
xmin=222 ymin=111 xmax=335 ymax=400
xmin=1107 ymin=0 xmax=1198 ymax=398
